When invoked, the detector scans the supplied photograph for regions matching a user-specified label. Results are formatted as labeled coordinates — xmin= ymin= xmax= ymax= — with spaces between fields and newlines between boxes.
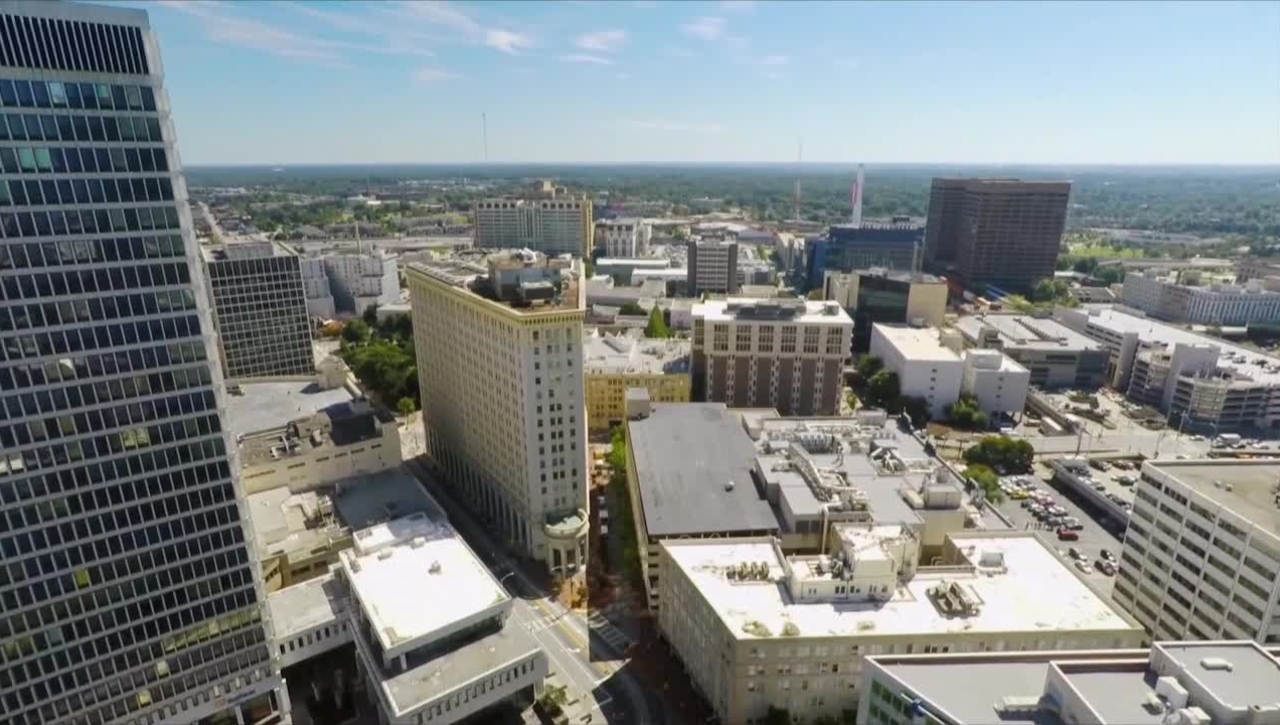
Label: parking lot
xmin=992 ymin=463 xmax=1124 ymax=597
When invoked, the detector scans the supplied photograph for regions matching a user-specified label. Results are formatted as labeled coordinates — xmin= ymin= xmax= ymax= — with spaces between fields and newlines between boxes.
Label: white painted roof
xmin=873 ymin=324 xmax=962 ymax=363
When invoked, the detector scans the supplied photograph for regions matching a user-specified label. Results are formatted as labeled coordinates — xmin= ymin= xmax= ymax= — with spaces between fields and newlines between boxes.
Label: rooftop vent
xmin=1200 ymin=657 xmax=1233 ymax=672
xmin=429 ymin=560 xmax=442 ymax=574
xmin=377 ymin=549 xmax=394 ymax=561
xmin=725 ymin=480 xmax=736 ymax=492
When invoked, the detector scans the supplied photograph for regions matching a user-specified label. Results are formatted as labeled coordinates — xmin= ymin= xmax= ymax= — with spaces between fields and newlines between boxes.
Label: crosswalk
xmin=587 ymin=610 xmax=632 ymax=653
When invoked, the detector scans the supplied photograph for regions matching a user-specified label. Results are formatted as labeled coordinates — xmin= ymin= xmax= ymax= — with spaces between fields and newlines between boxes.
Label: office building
xmin=593 ymin=257 xmax=671 ymax=285
xmin=582 ymin=329 xmax=690 ymax=430
xmin=960 ymin=349 xmax=1031 ymax=416
xmin=1055 ymin=306 xmax=1280 ymax=431
xmin=954 ymin=314 xmax=1109 ymax=389
xmin=226 ymin=372 xmax=402 ymax=496
xmin=474 ymin=196 xmax=594 ymax=258
xmin=625 ymin=405 xmax=978 ymax=609
xmin=804 ymin=223 xmax=926 ymax=291
xmin=597 ymin=218 xmax=651 ymax=258
xmin=924 ymin=178 xmax=1071 ymax=289
xmin=203 ymin=241 xmax=313 ymax=379
xmin=321 ymin=250 xmax=399 ymax=317
xmin=299 ymin=256 xmax=336 ymax=319
xmin=688 ymin=238 xmax=740 ymax=296
xmin=869 ymin=324 xmax=963 ymax=418
xmin=0 ymin=3 xmax=287 ymax=723
xmin=1236 ymin=257 xmax=1280 ymax=284
xmin=692 ymin=298 xmax=853 ymax=416
xmin=1113 ymin=460 xmax=1280 ymax=644
xmin=406 ymin=251 xmax=588 ymax=573
xmin=1122 ymin=271 xmax=1280 ymax=326
xmin=861 ymin=640 xmax=1280 ymax=725
xmin=825 ymin=269 xmax=949 ymax=353
xmin=657 ymin=531 xmax=1144 ymax=725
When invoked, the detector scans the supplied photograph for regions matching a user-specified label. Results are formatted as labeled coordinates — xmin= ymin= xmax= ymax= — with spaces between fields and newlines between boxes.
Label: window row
xmin=0 ymin=205 xmax=181 ymax=240
xmin=0 ymin=144 xmax=170 ymax=175
xmin=0 ymin=316 xmax=203 ymax=370
xmin=0 ymin=260 xmax=192 ymax=304
xmin=0 ymin=234 xmax=186 ymax=270
xmin=0 ymin=288 xmax=197 ymax=334
xmin=0 ymin=175 xmax=174 ymax=208
xmin=0 ymin=80 xmax=156 ymax=114
xmin=0 ymin=417 xmax=224 ymax=483
xmin=0 ymin=343 xmax=208 ymax=402
xmin=1 ymin=112 xmax=163 ymax=144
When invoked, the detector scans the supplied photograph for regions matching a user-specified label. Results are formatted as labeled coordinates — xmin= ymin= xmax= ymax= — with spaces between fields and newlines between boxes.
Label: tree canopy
xmin=946 ymin=395 xmax=989 ymax=430
xmin=965 ymin=464 xmax=1004 ymax=503
xmin=645 ymin=307 xmax=672 ymax=338
xmin=340 ymin=314 xmax=418 ymax=409
xmin=963 ymin=435 xmax=1035 ymax=473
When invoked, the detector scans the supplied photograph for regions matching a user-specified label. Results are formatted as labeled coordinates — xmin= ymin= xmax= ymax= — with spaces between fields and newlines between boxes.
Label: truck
xmin=1213 ymin=433 xmax=1241 ymax=448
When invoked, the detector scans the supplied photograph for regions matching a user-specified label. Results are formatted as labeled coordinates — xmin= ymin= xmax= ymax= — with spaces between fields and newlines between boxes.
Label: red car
xmin=1057 ymin=528 xmax=1079 ymax=541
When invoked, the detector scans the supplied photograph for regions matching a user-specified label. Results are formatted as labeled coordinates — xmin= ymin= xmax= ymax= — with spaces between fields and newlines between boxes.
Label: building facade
xmin=691 ymin=299 xmax=853 ymax=416
xmin=406 ymin=252 xmax=589 ymax=573
xmin=597 ymin=218 xmax=651 ymax=259
xmin=204 ymin=241 xmax=313 ymax=379
xmin=924 ymin=178 xmax=1071 ymax=290
xmin=688 ymin=239 xmax=739 ymax=296
xmin=298 ymin=256 xmax=336 ymax=319
xmin=955 ymin=314 xmax=1109 ymax=390
xmin=960 ymin=349 xmax=1031 ymax=415
xmin=1122 ymin=271 xmax=1280 ymax=326
xmin=804 ymin=224 xmax=925 ymax=291
xmin=869 ymin=324 xmax=963 ymax=418
xmin=0 ymin=4 xmax=286 ymax=723
xmin=321 ymin=251 xmax=399 ymax=317
xmin=474 ymin=197 xmax=594 ymax=258
xmin=824 ymin=269 xmax=949 ymax=353
xmin=1113 ymin=460 xmax=1280 ymax=644
xmin=582 ymin=330 xmax=690 ymax=431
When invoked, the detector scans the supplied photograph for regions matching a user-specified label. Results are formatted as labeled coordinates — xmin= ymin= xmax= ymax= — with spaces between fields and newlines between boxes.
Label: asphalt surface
xmin=992 ymin=463 xmax=1125 ymax=597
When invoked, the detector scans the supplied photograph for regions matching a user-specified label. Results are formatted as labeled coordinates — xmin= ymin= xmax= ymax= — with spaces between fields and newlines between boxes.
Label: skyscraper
xmin=924 ymin=177 xmax=1071 ymax=290
xmin=0 ymin=3 xmax=285 ymax=724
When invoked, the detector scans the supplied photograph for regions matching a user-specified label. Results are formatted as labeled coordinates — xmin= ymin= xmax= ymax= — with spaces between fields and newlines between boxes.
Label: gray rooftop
xmin=331 ymin=469 xmax=446 ymax=530
xmin=1147 ymin=461 xmax=1280 ymax=534
xmin=582 ymin=330 xmax=691 ymax=376
xmin=225 ymin=380 xmax=355 ymax=436
xmin=627 ymin=404 xmax=780 ymax=537
xmin=956 ymin=314 xmax=1103 ymax=352
xmin=265 ymin=573 xmax=348 ymax=640
xmin=879 ymin=659 xmax=1061 ymax=725
xmin=1157 ymin=641 xmax=1280 ymax=711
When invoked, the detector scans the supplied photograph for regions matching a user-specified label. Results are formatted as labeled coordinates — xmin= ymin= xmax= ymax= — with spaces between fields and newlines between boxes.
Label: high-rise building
xmin=320 ymin=250 xmax=399 ymax=317
xmin=924 ymin=178 xmax=1071 ymax=290
xmin=406 ymin=251 xmax=589 ymax=573
xmin=473 ymin=196 xmax=593 ymax=258
xmin=804 ymin=223 xmax=925 ymax=291
xmin=1113 ymin=460 xmax=1280 ymax=644
xmin=596 ymin=218 xmax=651 ymax=258
xmin=823 ymin=269 xmax=948 ymax=353
xmin=1121 ymin=270 xmax=1280 ymax=325
xmin=203 ymin=241 xmax=313 ymax=379
xmin=691 ymin=298 xmax=852 ymax=416
xmin=0 ymin=3 xmax=286 ymax=724
xmin=298 ymin=256 xmax=336 ymax=319
xmin=687 ymin=238 xmax=739 ymax=296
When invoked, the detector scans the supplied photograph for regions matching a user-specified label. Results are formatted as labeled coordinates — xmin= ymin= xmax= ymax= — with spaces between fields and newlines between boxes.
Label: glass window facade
xmin=1 ymin=8 xmax=273 ymax=725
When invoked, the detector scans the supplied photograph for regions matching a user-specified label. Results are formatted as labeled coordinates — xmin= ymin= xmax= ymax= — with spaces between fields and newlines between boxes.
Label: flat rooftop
xmin=202 ymin=239 xmax=295 ymax=262
xmin=873 ymin=324 xmax=961 ymax=363
xmin=408 ymin=252 xmax=583 ymax=315
xmin=956 ymin=314 xmax=1103 ymax=352
xmin=628 ymin=404 xmax=780 ymax=538
xmin=343 ymin=513 xmax=508 ymax=652
xmin=1155 ymin=641 xmax=1280 ymax=710
xmin=225 ymin=380 xmax=355 ymax=436
xmin=664 ymin=533 xmax=1140 ymax=640
xmin=266 ymin=573 xmax=348 ymax=640
xmin=583 ymin=329 xmax=691 ymax=376
xmin=694 ymin=297 xmax=853 ymax=325
xmin=1144 ymin=460 xmax=1280 ymax=533
xmin=1074 ymin=306 xmax=1280 ymax=385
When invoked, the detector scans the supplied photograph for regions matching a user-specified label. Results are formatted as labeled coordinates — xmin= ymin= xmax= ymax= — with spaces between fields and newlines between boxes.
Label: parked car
xmin=1089 ymin=460 xmax=1111 ymax=471
xmin=1059 ymin=529 xmax=1080 ymax=541
xmin=1075 ymin=559 xmax=1093 ymax=574
xmin=1097 ymin=560 xmax=1117 ymax=576
xmin=1068 ymin=547 xmax=1082 ymax=559
xmin=1100 ymin=549 xmax=1115 ymax=562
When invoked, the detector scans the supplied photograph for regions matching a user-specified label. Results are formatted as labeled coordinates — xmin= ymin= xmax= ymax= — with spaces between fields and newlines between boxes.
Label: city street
xmin=397 ymin=418 xmax=655 ymax=723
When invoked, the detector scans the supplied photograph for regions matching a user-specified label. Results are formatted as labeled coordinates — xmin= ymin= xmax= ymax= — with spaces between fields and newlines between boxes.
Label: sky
xmin=120 ymin=0 xmax=1280 ymax=166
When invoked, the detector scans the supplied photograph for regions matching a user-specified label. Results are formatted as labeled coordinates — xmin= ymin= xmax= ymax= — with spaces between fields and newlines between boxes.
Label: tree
xmin=342 ymin=319 xmax=370 ymax=344
xmin=963 ymin=435 xmax=1035 ymax=473
xmin=765 ymin=706 xmax=791 ymax=725
xmin=645 ymin=307 xmax=672 ymax=338
xmin=965 ymin=464 xmax=1004 ymax=503
xmin=1073 ymin=256 xmax=1099 ymax=274
xmin=396 ymin=397 xmax=417 ymax=415
xmin=946 ymin=395 xmax=989 ymax=430
xmin=362 ymin=304 xmax=380 ymax=327
xmin=618 ymin=301 xmax=646 ymax=316
xmin=1031 ymin=279 xmax=1060 ymax=303
xmin=899 ymin=396 xmax=931 ymax=428
xmin=864 ymin=370 xmax=900 ymax=408
xmin=856 ymin=355 xmax=884 ymax=380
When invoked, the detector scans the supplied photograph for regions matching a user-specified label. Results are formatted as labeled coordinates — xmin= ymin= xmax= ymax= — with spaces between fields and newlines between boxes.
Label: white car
xmin=1075 ymin=560 xmax=1093 ymax=574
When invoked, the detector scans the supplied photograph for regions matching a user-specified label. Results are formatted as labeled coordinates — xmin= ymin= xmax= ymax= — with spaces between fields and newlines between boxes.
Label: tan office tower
xmin=406 ymin=251 xmax=589 ymax=573
xmin=473 ymin=196 xmax=594 ymax=258
xmin=924 ymin=178 xmax=1071 ymax=290
xmin=691 ymin=298 xmax=853 ymax=415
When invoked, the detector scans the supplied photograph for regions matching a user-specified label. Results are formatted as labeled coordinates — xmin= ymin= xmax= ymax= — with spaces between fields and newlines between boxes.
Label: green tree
xmin=362 ymin=304 xmax=380 ymax=327
xmin=946 ymin=395 xmax=989 ymax=430
xmin=965 ymin=464 xmax=1004 ymax=503
xmin=864 ymin=370 xmax=900 ymax=408
xmin=1031 ymin=279 xmax=1060 ymax=303
xmin=898 ymin=396 xmax=931 ymax=428
xmin=856 ymin=355 xmax=884 ymax=380
xmin=618 ymin=301 xmax=646 ymax=316
xmin=342 ymin=319 xmax=371 ymax=344
xmin=645 ymin=307 xmax=672 ymax=338
xmin=396 ymin=397 xmax=417 ymax=415
xmin=765 ymin=706 xmax=791 ymax=725
xmin=963 ymin=435 xmax=1035 ymax=473
xmin=1073 ymin=256 xmax=1099 ymax=274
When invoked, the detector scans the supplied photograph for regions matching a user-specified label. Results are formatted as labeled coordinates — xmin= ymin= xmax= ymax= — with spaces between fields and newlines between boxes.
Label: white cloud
xmin=397 ymin=1 xmax=534 ymax=55
xmin=560 ymin=54 xmax=615 ymax=65
xmin=158 ymin=1 xmax=350 ymax=67
xmin=484 ymin=29 xmax=535 ymax=54
xmin=414 ymin=67 xmax=457 ymax=83
xmin=680 ymin=16 xmax=726 ymax=41
xmin=622 ymin=117 xmax=726 ymax=135
xmin=576 ymin=29 xmax=627 ymax=53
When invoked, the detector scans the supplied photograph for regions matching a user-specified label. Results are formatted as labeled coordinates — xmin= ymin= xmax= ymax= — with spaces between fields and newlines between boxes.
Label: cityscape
xmin=1 ymin=2 xmax=1280 ymax=725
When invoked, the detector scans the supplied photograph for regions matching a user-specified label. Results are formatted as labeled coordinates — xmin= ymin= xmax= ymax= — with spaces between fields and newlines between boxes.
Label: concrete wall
xmin=241 ymin=427 xmax=402 ymax=494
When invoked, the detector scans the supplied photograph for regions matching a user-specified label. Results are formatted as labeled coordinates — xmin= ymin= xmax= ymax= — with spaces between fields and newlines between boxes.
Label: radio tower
xmin=850 ymin=163 xmax=865 ymax=228
xmin=793 ymin=139 xmax=803 ymax=222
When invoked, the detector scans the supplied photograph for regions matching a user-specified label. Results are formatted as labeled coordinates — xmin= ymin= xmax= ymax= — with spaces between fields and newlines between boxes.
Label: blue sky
xmin=125 ymin=0 xmax=1279 ymax=166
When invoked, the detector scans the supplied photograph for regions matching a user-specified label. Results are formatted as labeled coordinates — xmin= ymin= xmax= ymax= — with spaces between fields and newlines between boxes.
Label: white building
xmin=1114 ymin=460 xmax=1280 ymax=644
xmin=323 ymin=251 xmax=401 ymax=316
xmin=598 ymin=218 xmax=652 ymax=258
xmin=300 ymin=256 xmax=337 ymax=318
xmin=474 ymin=197 xmax=593 ymax=257
xmin=657 ymin=531 xmax=1145 ymax=725
xmin=406 ymin=252 xmax=589 ymax=573
xmin=960 ymin=349 xmax=1030 ymax=415
xmin=869 ymin=324 xmax=963 ymax=418
xmin=1122 ymin=271 xmax=1280 ymax=325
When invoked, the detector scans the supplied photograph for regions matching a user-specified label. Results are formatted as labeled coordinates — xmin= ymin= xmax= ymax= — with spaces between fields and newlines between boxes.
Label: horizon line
xmin=184 ymin=161 xmax=1280 ymax=169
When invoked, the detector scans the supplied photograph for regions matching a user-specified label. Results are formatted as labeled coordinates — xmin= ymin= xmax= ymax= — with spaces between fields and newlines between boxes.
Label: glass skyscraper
xmin=1 ymin=3 xmax=284 ymax=724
